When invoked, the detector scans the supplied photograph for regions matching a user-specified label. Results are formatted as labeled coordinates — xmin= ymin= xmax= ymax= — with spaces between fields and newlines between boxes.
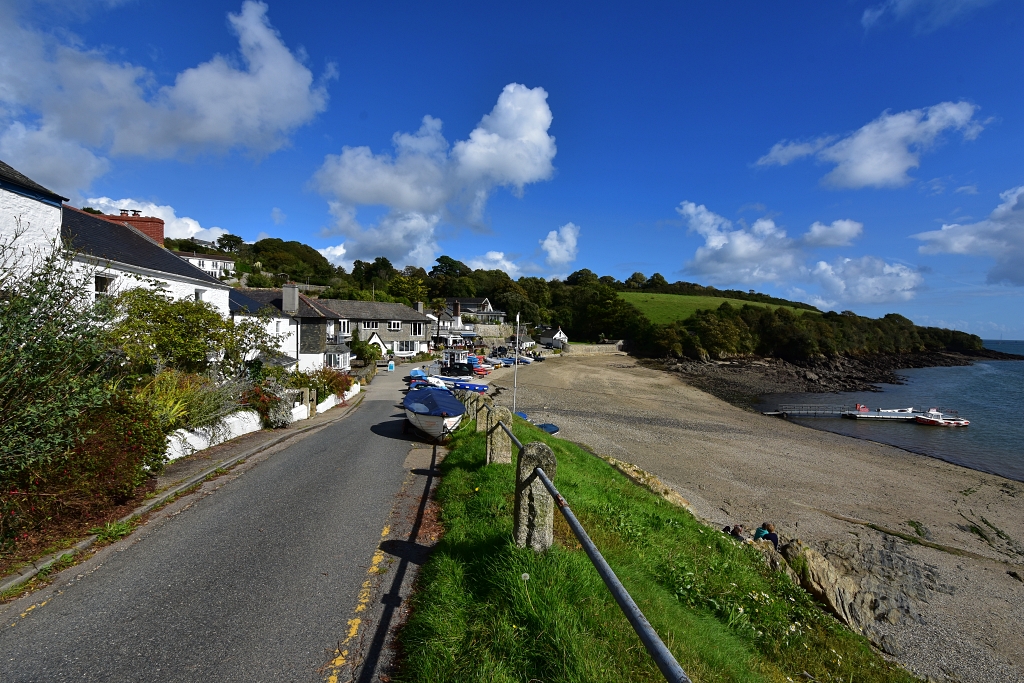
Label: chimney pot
xmin=131 ymin=209 xmax=141 ymax=216
xmin=119 ymin=209 xmax=129 ymax=216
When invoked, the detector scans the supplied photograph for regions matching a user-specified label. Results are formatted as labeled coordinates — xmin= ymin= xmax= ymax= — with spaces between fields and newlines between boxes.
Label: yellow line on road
xmin=324 ymin=523 xmax=390 ymax=683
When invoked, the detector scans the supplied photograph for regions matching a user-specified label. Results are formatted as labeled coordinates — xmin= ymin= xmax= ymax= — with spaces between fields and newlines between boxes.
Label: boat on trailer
xmin=403 ymin=387 xmax=466 ymax=440
xmin=915 ymin=409 xmax=970 ymax=427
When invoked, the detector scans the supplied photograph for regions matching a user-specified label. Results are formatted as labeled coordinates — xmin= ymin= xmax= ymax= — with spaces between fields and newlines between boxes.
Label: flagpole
xmin=513 ymin=312 xmax=520 ymax=415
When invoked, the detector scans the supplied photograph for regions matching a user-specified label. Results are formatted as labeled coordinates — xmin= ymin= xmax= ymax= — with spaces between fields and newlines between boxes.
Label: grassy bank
xmin=620 ymin=292 xmax=813 ymax=325
xmin=393 ymin=420 xmax=916 ymax=682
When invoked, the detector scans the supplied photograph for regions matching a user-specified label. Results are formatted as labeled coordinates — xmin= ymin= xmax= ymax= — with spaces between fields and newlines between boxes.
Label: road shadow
xmin=355 ymin=446 xmax=438 ymax=683
xmin=369 ymin=419 xmax=422 ymax=443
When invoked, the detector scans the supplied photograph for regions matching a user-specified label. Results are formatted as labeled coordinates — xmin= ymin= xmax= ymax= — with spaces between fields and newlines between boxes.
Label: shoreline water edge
xmin=490 ymin=353 xmax=1024 ymax=683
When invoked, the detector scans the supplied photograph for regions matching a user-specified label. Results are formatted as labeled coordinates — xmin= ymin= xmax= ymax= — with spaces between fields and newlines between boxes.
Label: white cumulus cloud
xmin=318 ymin=243 xmax=347 ymax=266
xmin=0 ymin=1 xmax=330 ymax=197
xmin=314 ymin=83 xmax=556 ymax=268
xmin=677 ymin=200 xmax=922 ymax=304
xmin=913 ymin=185 xmax=1024 ymax=285
xmin=84 ymin=196 xmax=227 ymax=242
xmin=861 ymin=0 xmax=999 ymax=32
xmin=540 ymin=222 xmax=580 ymax=267
xmin=467 ymin=251 xmax=522 ymax=278
xmin=677 ymin=201 xmax=800 ymax=285
xmin=802 ymin=219 xmax=864 ymax=247
xmin=811 ymin=257 xmax=923 ymax=304
xmin=756 ymin=101 xmax=984 ymax=189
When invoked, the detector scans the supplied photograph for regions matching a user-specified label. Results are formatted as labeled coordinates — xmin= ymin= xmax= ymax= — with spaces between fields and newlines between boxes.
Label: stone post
xmin=486 ymin=405 xmax=513 ymax=465
xmin=476 ymin=397 xmax=492 ymax=433
xmin=309 ymin=389 xmax=317 ymax=415
xmin=514 ymin=442 xmax=557 ymax=551
xmin=465 ymin=392 xmax=478 ymax=413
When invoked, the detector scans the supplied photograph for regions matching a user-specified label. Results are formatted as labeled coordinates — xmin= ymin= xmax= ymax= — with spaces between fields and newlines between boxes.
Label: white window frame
xmin=411 ymin=323 xmax=423 ymax=336
xmin=396 ymin=340 xmax=415 ymax=353
xmin=362 ymin=321 xmax=378 ymax=330
xmin=94 ymin=274 xmax=115 ymax=301
xmin=388 ymin=320 xmax=402 ymax=331
xmin=339 ymin=319 xmax=350 ymax=334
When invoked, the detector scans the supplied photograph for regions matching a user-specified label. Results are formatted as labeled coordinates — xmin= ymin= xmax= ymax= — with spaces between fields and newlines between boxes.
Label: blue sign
xmin=387 ymin=361 xmax=395 ymax=372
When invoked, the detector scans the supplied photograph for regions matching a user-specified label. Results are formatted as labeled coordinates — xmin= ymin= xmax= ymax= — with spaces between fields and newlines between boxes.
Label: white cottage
xmin=1 ymin=159 xmax=230 ymax=315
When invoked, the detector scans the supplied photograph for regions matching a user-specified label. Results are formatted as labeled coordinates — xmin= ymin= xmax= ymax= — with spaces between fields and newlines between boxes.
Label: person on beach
xmin=729 ymin=524 xmax=747 ymax=541
xmin=754 ymin=522 xmax=779 ymax=550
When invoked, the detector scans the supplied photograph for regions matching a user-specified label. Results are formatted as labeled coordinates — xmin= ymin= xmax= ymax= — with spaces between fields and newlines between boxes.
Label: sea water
xmin=759 ymin=340 xmax=1024 ymax=482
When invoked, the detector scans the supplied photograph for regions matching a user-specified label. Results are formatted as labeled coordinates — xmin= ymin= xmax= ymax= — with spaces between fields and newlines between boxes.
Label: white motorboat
xmin=403 ymin=387 xmax=466 ymax=440
xmin=915 ymin=409 xmax=970 ymax=427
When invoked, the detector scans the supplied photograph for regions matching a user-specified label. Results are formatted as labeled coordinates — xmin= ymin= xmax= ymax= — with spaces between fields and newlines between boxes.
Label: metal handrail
xmin=534 ymin=468 xmax=691 ymax=683
xmin=468 ymin=394 xmax=690 ymax=683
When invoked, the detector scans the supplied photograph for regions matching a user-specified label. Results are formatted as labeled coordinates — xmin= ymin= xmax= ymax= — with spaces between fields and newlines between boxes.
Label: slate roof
xmin=316 ymin=299 xmax=432 ymax=323
xmin=445 ymin=297 xmax=491 ymax=309
xmin=229 ymin=288 xmax=276 ymax=315
xmin=235 ymin=288 xmax=339 ymax=319
xmin=171 ymin=250 xmax=235 ymax=262
xmin=62 ymin=207 xmax=224 ymax=286
xmin=0 ymin=158 xmax=68 ymax=202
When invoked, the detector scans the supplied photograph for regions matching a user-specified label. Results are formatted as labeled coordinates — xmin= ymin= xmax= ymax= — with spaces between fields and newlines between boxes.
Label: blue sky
xmin=2 ymin=0 xmax=1021 ymax=336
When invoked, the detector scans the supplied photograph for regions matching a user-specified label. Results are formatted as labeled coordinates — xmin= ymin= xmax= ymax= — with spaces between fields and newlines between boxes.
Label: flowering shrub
xmin=242 ymin=381 xmax=291 ymax=428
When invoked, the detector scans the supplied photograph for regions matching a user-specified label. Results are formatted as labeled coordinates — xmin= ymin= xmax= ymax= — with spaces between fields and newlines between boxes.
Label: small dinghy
xmin=451 ymin=381 xmax=488 ymax=393
xmin=915 ymin=409 xmax=970 ymax=427
xmin=403 ymin=387 xmax=466 ymax=440
xmin=536 ymin=423 xmax=559 ymax=435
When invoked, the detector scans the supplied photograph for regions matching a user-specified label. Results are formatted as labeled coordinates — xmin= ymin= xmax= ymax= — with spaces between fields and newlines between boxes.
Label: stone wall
xmin=561 ymin=342 xmax=625 ymax=354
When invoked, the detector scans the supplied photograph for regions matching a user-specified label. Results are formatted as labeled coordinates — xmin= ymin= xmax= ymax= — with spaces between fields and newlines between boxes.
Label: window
xmin=362 ymin=321 xmax=378 ymax=330
xmin=94 ymin=275 xmax=115 ymax=301
xmin=325 ymin=353 xmax=342 ymax=368
xmin=411 ymin=323 xmax=423 ymax=336
xmin=198 ymin=260 xmax=206 ymax=268
xmin=397 ymin=340 xmax=416 ymax=353
xmin=275 ymin=320 xmax=281 ymax=334
xmin=388 ymin=321 xmax=402 ymax=331
xmin=339 ymin=319 xmax=350 ymax=334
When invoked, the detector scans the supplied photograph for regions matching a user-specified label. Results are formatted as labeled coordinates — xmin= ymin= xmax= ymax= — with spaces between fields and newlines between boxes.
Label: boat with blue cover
xmin=403 ymin=387 xmax=466 ymax=440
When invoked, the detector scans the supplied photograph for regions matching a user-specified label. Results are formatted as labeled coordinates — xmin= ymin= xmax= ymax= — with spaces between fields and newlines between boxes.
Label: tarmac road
xmin=0 ymin=369 xmax=416 ymax=683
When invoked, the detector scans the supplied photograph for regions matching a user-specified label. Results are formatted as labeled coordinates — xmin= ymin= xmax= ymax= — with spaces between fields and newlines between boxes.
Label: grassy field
xmin=393 ymin=420 xmax=915 ymax=683
xmin=619 ymin=292 xmax=813 ymax=325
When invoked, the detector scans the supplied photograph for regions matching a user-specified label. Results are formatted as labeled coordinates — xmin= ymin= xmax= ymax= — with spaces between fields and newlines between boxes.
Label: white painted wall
xmin=84 ymin=258 xmax=231 ymax=317
xmin=0 ymin=188 xmax=63 ymax=261
xmin=165 ymin=410 xmax=262 ymax=461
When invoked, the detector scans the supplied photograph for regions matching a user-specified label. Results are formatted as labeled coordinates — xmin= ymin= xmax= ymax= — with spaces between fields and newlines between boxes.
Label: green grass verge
xmin=619 ymin=292 xmax=814 ymax=326
xmin=394 ymin=420 xmax=915 ymax=682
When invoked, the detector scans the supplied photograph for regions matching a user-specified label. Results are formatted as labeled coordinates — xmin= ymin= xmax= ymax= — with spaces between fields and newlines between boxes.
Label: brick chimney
xmin=99 ymin=209 xmax=165 ymax=244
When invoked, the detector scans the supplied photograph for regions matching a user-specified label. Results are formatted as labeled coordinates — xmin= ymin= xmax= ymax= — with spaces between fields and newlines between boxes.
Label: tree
xmin=0 ymin=231 xmax=114 ymax=484
xmin=625 ymin=272 xmax=647 ymax=289
xmin=217 ymin=234 xmax=244 ymax=253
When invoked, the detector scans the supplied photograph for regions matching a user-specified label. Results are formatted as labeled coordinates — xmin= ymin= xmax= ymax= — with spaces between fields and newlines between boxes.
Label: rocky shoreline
xmin=653 ymin=349 xmax=1024 ymax=407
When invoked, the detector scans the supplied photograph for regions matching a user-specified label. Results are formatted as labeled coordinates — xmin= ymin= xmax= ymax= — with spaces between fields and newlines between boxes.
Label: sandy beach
xmin=487 ymin=354 xmax=1024 ymax=683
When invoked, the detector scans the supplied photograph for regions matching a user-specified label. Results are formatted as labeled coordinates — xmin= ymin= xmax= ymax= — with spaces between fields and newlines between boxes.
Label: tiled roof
xmin=316 ymin=299 xmax=432 ymax=323
xmin=62 ymin=207 xmax=223 ymax=286
xmin=0 ymin=158 xmax=67 ymax=202
xmin=236 ymin=288 xmax=339 ymax=318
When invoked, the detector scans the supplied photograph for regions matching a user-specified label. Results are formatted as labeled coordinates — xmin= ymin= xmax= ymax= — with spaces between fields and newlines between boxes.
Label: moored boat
xmin=915 ymin=409 xmax=970 ymax=427
xmin=403 ymin=387 xmax=466 ymax=440
xmin=840 ymin=404 xmax=920 ymax=421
